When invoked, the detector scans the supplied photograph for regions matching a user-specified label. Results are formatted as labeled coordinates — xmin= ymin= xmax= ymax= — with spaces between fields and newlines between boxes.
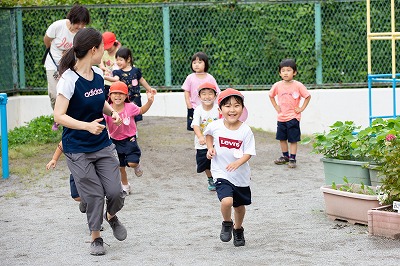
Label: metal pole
xmin=16 ymin=7 xmax=25 ymax=89
xmin=0 ymin=93 xmax=9 ymax=179
xmin=162 ymin=5 xmax=172 ymax=87
xmin=314 ymin=2 xmax=322 ymax=85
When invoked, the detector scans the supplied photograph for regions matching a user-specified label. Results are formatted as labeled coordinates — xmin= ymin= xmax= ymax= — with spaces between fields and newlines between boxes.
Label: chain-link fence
xmin=0 ymin=0 xmax=398 ymax=93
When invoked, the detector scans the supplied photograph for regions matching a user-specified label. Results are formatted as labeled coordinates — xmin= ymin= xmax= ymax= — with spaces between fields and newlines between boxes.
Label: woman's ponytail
xmin=59 ymin=47 xmax=75 ymax=76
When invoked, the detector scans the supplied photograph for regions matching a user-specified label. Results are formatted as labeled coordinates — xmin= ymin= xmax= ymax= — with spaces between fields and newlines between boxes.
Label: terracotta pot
xmin=321 ymin=184 xmax=380 ymax=225
xmin=368 ymin=205 xmax=400 ymax=239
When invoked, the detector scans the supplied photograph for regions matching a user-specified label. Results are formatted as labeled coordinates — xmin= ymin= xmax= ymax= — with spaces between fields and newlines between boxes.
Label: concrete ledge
xmin=3 ymin=88 xmax=399 ymax=135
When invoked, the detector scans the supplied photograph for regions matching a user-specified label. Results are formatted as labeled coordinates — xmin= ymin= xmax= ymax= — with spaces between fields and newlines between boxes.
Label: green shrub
xmin=1 ymin=115 xmax=61 ymax=149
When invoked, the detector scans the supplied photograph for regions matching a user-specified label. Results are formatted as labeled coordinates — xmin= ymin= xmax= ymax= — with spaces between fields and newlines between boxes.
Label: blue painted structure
xmin=0 ymin=93 xmax=9 ymax=179
xmin=368 ymin=74 xmax=400 ymax=125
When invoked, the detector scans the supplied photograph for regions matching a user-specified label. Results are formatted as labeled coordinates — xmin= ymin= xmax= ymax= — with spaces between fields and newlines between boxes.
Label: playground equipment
xmin=0 ymin=93 xmax=9 ymax=179
xmin=367 ymin=0 xmax=400 ymax=125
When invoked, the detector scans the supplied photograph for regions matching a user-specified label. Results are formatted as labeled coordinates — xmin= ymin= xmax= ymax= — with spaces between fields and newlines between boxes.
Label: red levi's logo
xmin=219 ymin=137 xmax=243 ymax=149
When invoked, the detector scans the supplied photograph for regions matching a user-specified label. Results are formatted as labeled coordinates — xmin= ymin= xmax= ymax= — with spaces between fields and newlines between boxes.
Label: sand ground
xmin=0 ymin=116 xmax=399 ymax=266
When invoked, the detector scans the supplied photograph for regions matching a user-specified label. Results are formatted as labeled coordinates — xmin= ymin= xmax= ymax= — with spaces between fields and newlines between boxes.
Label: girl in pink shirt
xmin=182 ymin=52 xmax=220 ymax=131
xmin=104 ymin=81 xmax=154 ymax=194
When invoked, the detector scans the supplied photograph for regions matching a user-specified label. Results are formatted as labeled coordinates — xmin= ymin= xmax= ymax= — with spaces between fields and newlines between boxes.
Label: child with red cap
xmin=203 ymin=88 xmax=256 ymax=247
xmin=190 ymin=82 xmax=220 ymax=191
xmin=99 ymin=32 xmax=121 ymax=100
xmin=104 ymin=81 xmax=155 ymax=194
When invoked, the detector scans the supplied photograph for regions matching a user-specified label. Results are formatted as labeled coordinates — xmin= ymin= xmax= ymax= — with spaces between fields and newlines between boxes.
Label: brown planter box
xmin=321 ymin=185 xmax=380 ymax=225
xmin=368 ymin=205 xmax=400 ymax=239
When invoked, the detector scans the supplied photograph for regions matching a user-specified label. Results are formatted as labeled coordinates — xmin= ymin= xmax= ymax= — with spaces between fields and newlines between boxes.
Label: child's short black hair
xmin=116 ymin=47 xmax=133 ymax=66
xmin=191 ymin=52 xmax=209 ymax=72
xmin=219 ymin=95 xmax=244 ymax=109
xmin=278 ymin=58 xmax=297 ymax=73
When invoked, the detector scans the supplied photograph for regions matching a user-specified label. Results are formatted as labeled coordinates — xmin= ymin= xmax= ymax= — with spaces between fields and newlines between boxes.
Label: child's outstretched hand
xmin=46 ymin=159 xmax=57 ymax=170
xmin=149 ymin=87 xmax=157 ymax=95
xmin=146 ymin=90 xmax=155 ymax=103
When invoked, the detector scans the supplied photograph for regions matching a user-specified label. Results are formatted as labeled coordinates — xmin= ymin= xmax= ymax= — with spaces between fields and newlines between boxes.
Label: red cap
xmin=109 ymin=81 xmax=129 ymax=103
xmin=217 ymin=88 xmax=244 ymax=106
xmin=197 ymin=82 xmax=218 ymax=95
xmin=103 ymin=32 xmax=116 ymax=50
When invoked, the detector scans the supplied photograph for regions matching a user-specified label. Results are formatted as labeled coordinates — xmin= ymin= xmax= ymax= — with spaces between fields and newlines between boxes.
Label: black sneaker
xmin=104 ymin=212 xmax=127 ymax=241
xmin=274 ymin=156 xmax=289 ymax=165
xmin=90 ymin=237 xmax=106 ymax=256
xmin=79 ymin=201 xmax=87 ymax=213
xmin=233 ymin=227 xmax=245 ymax=247
xmin=220 ymin=221 xmax=233 ymax=242
xmin=288 ymin=159 xmax=297 ymax=168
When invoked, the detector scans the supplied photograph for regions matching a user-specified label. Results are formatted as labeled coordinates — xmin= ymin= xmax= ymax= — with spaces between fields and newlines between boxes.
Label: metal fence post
xmin=0 ymin=93 xmax=9 ymax=179
xmin=162 ymin=4 xmax=172 ymax=87
xmin=16 ymin=7 xmax=25 ymax=89
xmin=315 ymin=2 xmax=322 ymax=85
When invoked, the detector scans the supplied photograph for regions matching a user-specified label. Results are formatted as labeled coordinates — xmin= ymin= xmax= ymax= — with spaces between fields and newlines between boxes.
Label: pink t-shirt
xmin=182 ymin=73 xmax=220 ymax=109
xmin=104 ymin=103 xmax=141 ymax=140
xmin=269 ymin=80 xmax=310 ymax=122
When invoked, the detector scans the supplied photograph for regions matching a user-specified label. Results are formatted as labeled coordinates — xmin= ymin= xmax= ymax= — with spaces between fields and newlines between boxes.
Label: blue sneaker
xmin=208 ymin=177 xmax=216 ymax=191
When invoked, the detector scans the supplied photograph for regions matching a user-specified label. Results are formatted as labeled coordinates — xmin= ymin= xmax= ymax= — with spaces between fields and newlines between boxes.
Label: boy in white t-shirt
xmin=191 ymin=82 xmax=220 ymax=191
xmin=204 ymin=88 xmax=256 ymax=247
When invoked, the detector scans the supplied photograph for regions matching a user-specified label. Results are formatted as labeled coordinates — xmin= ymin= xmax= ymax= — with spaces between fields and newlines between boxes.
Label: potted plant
xmin=351 ymin=117 xmax=400 ymax=185
xmin=366 ymin=131 xmax=400 ymax=238
xmin=302 ymin=121 xmax=371 ymax=185
xmin=320 ymin=177 xmax=380 ymax=225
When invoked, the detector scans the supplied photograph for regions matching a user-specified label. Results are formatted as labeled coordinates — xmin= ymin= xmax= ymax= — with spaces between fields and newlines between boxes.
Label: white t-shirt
xmin=203 ymin=119 xmax=256 ymax=187
xmin=44 ymin=19 xmax=75 ymax=71
xmin=191 ymin=104 xmax=219 ymax=149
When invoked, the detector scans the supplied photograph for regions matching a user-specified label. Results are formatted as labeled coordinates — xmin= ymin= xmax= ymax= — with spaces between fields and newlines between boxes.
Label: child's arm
xmin=226 ymin=154 xmax=252 ymax=172
xmin=99 ymin=60 xmax=107 ymax=72
xmin=104 ymin=75 xmax=120 ymax=82
xmin=139 ymin=90 xmax=155 ymax=115
xmin=206 ymin=135 xmax=215 ymax=159
xmin=184 ymin=91 xmax=192 ymax=109
xmin=46 ymin=141 xmax=63 ymax=170
xmin=193 ymin=125 xmax=206 ymax=145
xmin=269 ymin=96 xmax=281 ymax=113
xmin=295 ymin=95 xmax=311 ymax=113
xmin=139 ymin=77 xmax=157 ymax=95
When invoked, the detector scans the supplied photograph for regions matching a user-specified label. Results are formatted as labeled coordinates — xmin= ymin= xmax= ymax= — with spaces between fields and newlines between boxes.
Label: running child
xmin=204 ymin=88 xmax=256 ymax=247
xmin=182 ymin=51 xmax=220 ymax=131
xmin=105 ymin=47 xmax=157 ymax=122
xmin=190 ymin=82 xmax=220 ymax=191
xmin=269 ymin=58 xmax=311 ymax=168
xmin=104 ymin=81 xmax=154 ymax=195
xmin=99 ymin=32 xmax=121 ymax=100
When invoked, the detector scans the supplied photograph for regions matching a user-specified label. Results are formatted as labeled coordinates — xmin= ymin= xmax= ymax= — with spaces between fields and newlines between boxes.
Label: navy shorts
xmin=276 ymin=118 xmax=301 ymax=143
xmin=215 ymin=178 xmax=251 ymax=207
xmin=69 ymin=174 xmax=79 ymax=199
xmin=196 ymin=149 xmax=211 ymax=173
xmin=112 ymin=136 xmax=141 ymax=167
